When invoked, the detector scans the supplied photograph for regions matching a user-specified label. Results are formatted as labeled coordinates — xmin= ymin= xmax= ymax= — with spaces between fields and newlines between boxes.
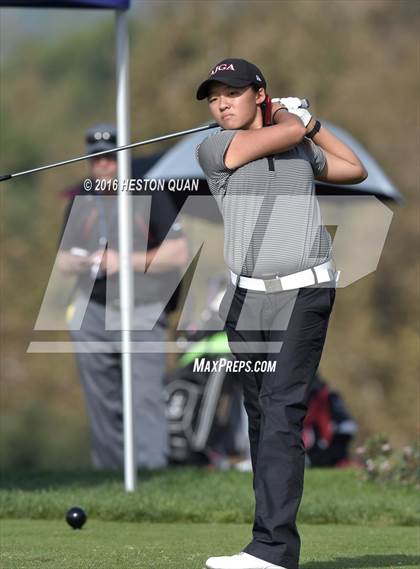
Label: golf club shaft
xmin=0 ymin=98 xmax=310 ymax=183
xmin=0 ymin=122 xmax=219 ymax=183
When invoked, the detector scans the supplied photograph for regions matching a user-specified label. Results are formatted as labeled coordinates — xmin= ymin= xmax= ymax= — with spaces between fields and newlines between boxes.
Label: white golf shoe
xmin=205 ymin=552 xmax=288 ymax=569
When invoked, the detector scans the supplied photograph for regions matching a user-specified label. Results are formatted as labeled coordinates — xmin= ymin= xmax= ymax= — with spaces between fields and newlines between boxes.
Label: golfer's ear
xmin=256 ymin=88 xmax=266 ymax=104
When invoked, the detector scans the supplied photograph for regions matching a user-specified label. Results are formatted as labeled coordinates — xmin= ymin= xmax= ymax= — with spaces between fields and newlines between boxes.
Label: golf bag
xmin=165 ymin=350 xmax=357 ymax=468
xmin=164 ymin=331 xmax=249 ymax=467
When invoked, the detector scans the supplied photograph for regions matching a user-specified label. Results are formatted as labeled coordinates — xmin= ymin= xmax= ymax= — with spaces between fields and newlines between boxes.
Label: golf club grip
xmin=271 ymin=98 xmax=310 ymax=109
xmin=0 ymin=174 xmax=12 ymax=183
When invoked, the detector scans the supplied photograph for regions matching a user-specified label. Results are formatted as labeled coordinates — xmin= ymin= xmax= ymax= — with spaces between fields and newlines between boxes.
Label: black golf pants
xmin=219 ymin=281 xmax=336 ymax=569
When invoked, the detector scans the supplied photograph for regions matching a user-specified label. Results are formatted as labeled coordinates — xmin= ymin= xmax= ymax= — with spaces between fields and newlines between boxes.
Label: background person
xmin=196 ymin=59 xmax=367 ymax=569
xmin=57 ymin=123 xmax=188 ymax=470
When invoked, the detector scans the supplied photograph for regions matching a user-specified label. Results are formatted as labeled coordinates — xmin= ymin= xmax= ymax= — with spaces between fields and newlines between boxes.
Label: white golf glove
xmin=272 ymin=97 xmax=312 ymax=127
xmin=287 ymin=107 xmax=312 ymax=127
xmin=276 ymin=97 xmax=303 ymax=109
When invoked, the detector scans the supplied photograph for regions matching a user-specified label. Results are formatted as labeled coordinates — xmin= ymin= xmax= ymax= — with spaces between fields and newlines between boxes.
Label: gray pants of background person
xmin=68 ymin=295 xmax=169 ymax=470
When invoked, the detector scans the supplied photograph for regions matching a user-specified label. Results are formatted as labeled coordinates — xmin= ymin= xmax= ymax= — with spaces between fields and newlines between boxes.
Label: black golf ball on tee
xmin=66 ymin=506 xmax=87 ymax=529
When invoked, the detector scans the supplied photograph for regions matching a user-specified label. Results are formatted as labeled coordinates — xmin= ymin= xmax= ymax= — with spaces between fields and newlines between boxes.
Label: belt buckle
xmin=327 ymin=269 xmax=336 ymax=282
xmin=264 ymin=276 xmax=284 ymax=293
xmin=314 ymin=266 xmax=336 ymax=285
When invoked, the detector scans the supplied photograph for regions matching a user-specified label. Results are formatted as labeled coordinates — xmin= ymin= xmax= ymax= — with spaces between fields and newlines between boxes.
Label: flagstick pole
xmin=116 ymin=8 xmax=136 ymax=493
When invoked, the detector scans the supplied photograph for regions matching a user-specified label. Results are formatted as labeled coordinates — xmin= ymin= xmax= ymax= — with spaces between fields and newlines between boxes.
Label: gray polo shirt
xmin=196 ymin=128 xmax=333 ymax=278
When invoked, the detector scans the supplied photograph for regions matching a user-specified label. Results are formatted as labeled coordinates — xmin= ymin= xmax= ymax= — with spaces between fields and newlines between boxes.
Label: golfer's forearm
xmin=307 ymin=118 xmax=364 ymax=167
xmin=271 ymin=111 xmax=306 ymax=148
xmin=226 ymin=114 xmax=305 ymax=168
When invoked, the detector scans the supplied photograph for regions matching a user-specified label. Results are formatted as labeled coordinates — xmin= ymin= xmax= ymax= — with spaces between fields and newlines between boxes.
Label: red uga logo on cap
xmin=209 ymin=63 xmax=235 ymax=76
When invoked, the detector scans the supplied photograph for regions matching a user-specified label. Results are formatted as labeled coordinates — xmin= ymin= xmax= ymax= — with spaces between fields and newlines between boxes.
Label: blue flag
xmin=0 ymin=1 xmax=130 ymax=8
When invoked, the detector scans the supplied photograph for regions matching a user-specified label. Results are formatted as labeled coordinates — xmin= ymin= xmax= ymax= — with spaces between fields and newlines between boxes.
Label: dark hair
xmin=250 ymin=84 xmax=265 ymax=93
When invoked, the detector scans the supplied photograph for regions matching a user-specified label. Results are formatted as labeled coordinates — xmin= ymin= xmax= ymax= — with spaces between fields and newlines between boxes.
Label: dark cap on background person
xmin=85 ymin=123 xmax=117 ymax=154
xmin=196 ymin=58 xmax=266 ymax=100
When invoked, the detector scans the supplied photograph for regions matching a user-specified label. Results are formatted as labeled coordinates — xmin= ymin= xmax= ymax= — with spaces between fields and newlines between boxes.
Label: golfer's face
xmin=207 ymin=83 xmax=263 ymax=130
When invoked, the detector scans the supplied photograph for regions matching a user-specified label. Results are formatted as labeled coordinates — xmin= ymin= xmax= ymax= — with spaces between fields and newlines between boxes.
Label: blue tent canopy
xmin=0 ymin=1 xmax=129 ymax=8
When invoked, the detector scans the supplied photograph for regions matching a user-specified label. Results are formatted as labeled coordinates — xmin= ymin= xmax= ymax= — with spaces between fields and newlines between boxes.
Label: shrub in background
xmin=356 ymin=433 xmax=419 ymax=488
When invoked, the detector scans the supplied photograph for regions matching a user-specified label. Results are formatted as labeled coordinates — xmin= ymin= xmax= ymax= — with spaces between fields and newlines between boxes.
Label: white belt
xmin=230 ymin=260 xmax=340 ymax=293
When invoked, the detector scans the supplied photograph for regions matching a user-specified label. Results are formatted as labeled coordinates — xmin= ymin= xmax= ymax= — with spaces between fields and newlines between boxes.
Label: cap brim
xmin=196 ymin=77 xmax=255 ymax=100
xmin=86 ymin=143 xmax=116 ymax=155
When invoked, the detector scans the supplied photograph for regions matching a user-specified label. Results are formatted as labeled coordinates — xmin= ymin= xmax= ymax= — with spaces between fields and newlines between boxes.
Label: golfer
xmin=196 ymin=58 xmax=367 ymax=569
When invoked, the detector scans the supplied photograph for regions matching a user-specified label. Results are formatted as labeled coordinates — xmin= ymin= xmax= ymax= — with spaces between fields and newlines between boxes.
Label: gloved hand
xmin=277 ymin=97 xmax=303 ymax=109
xmin=272 ymin=97 xmax=312 ymax=127
xmin=287 ymin=107 xmax=312 ymax=127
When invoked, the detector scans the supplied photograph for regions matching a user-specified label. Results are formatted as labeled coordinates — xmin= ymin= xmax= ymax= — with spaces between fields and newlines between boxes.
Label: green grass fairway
xmin=0 ymin=468 xmax=418 ymax=526
xmin=1 ymin=468 xmax=419 ymax=568
xmin=0 ymin=520 xmax=418 ymax=569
